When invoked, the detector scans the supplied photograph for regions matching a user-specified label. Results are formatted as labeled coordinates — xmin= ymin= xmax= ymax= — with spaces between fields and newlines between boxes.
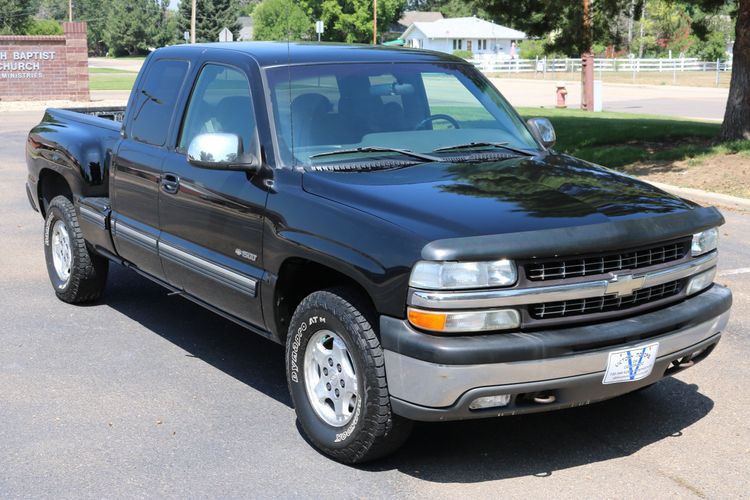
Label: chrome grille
xmin=530 ymin=280 xmax=682 ymax=319
xmin=526 ymin=240 xmax=689 ymax=281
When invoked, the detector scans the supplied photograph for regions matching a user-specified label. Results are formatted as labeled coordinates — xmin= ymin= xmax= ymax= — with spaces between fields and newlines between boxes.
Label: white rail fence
xmin=470 ymin=57 xmax=733 ymax=74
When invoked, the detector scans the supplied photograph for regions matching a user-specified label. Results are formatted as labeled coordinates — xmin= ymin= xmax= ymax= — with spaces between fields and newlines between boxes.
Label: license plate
xmin=602 ymin=342 xmax=659 ymax=385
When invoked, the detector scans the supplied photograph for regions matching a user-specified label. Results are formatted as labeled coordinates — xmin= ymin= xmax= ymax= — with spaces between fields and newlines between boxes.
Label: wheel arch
xmin=37 ymin=168 xmax=73 ymax=218
xmin=269 ymin=257 xmax=379 ymax=344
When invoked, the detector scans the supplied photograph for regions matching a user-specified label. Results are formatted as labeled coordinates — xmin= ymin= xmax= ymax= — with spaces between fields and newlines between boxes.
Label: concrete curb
xmin=647 ymin=181 xmax=750 ymax=212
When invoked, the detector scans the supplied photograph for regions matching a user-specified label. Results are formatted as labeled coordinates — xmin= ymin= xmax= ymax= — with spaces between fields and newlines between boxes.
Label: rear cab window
xmin=130 ymin=59 xmax=190 ymax=146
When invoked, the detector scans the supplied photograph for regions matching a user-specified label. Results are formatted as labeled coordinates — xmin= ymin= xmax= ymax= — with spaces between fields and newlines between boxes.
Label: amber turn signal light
xmin=407 ymin=308 xmax=447 ymax=331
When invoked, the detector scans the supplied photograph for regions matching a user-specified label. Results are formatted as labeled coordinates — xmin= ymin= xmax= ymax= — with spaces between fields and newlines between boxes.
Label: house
xmin=402 ymin=16 xmax=526 ymax=58
xmin=387 ymin=10 xmax=443 ymax=37
xmin=238 ymin=16 xmax=253 ymax=41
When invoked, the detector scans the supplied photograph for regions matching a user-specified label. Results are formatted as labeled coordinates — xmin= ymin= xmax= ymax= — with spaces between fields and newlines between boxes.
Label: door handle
xmin=161 ymin=173 xmax=180 ymax=194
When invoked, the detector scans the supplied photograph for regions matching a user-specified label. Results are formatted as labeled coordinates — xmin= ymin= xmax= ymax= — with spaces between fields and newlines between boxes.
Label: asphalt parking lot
xmin=1 ymin=110 xmax=749 ymax=498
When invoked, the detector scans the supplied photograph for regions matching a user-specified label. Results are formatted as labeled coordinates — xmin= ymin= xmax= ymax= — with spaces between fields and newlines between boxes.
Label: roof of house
xmin=403 ymin=16 xmax=526 ymax=40
xmin=398 ymin=10 xmax=444 ymax=28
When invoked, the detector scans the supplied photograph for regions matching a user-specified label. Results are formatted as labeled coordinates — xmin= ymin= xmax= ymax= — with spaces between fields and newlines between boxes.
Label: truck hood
xmin=301 ymin=154 xmax=697 ymax=241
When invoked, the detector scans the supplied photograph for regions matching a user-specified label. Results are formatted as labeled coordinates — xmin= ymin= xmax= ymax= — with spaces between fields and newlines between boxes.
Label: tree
xmin=253 ymin=0 xmax=311 ymax=40
xmin=719 ymin=0 xmax=749 ymax=140
xmin=103 ymin=0 xmax=163 ymax=55
xmin=482 ymin=0 xmax=630 ymax=56
xmin=37 ymin=0 xmax=68 ymax=21
xmin=0 ymin=0 xmax=35 ymax=34
xmin=303 ymin=0 xmax=405 ymax=43
xmin=177 ymin=0 xmax=241 ymax=43
xmin=427 ymin=0 xmax=490 ymax=18
xmin=75 ymin=0 xmax=113 ymax=55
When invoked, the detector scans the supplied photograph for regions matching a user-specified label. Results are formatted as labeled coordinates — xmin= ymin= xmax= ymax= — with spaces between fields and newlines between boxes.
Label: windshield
xmin=266 ymin=62 xmax=540 ymax=167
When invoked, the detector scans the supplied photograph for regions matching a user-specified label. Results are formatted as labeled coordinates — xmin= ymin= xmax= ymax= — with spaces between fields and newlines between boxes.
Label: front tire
xmin=286 ymin=288 xmax=412 ymax=463
xmin=43 ymin=195 xmax=108 ymax=303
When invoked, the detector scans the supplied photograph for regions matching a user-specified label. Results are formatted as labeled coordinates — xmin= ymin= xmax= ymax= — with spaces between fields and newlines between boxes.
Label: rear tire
xmin=286 ymin=287 xmax=412 ymax=463
xmin=43 ymin=195 xmax=108 ymax=303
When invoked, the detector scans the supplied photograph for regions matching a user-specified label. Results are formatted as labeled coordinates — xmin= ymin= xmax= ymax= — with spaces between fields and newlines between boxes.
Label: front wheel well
xmin=274 ymin=258 xmax=376 ymax=343
xmin=38 ymin=169 xmax=73 ymax=218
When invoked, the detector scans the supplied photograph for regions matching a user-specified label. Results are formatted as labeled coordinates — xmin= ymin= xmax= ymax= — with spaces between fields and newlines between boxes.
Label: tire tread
xmin=287 ymin=287 xmax=412 ymax=463
xmin=46 ymin=196 xmax=108 ymax=303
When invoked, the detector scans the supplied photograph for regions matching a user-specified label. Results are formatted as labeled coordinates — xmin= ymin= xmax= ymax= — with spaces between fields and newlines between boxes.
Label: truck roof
xmin=152 ymin=42 xmax=465 ymax=68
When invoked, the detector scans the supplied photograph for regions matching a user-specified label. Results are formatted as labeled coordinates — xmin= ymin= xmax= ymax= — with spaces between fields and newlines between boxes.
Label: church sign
xmin=0 ymin=22 xmax=89 ymax=101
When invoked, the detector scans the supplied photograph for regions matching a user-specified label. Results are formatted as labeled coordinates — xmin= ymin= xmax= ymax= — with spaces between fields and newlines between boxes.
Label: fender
xmin=27 ymin=108 xmax=121 ymax=208
xmin=261 ymin=169 xmax=428 ymax=338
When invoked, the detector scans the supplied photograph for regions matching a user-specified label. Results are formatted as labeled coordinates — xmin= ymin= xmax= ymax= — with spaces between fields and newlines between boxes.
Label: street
xmin=1 ymin=110 xmax=748 ymax=498
xmin=491 ymin=78 xmax=728 ymax=121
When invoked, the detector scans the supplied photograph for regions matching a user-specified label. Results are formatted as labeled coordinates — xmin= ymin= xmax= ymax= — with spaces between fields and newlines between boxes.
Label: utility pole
xmin=191 ymin=0 xmax=197 ymax=44
xmin=581 ymin=0 xmax=594 ymax=111
xmin=68 ymin=0 xmax=72 ymax=22
xmin=373 ymin=0 xmax=377 ymax=45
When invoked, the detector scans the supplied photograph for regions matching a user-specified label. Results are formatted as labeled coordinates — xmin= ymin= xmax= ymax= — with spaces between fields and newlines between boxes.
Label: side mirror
xmin=526 ymin=117 xmax=556 ymax=149
xmin=187 ymin=133 xmax=260 ymax=172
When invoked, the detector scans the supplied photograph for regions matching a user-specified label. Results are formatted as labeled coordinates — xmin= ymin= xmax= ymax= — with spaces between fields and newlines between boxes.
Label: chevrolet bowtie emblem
xmin=605 ymin=273 xmax=646 ymax=297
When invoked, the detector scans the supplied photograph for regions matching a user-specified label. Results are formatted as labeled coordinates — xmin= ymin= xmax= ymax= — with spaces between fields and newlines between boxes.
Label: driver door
xmin=158 ymin=63 xmax=267 ymax=326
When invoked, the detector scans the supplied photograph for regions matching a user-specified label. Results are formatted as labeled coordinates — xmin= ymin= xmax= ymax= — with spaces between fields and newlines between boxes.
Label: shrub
xmin=452 ymin=49 xmax=474 ymax=59
xmin=518 ymin=39 xmax=545 ymax=59
xmin=25 ymin=19 xmax=63 ymax=36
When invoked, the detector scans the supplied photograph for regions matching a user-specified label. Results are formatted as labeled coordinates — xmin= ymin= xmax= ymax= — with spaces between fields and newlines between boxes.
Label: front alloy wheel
xmin=286 ymin=287 xmax=412 ymax=463
xmin=304 ymin=329 xmax=359 ymax=427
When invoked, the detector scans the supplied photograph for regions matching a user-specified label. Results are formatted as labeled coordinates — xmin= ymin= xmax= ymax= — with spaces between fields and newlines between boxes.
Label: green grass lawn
xmin=88 ymin=73 xmax=137 ymax=91
xmin=516 ymin=107 xmax=750 ymax=168
xmin=89 ymin=67 xmax=137 ymax=74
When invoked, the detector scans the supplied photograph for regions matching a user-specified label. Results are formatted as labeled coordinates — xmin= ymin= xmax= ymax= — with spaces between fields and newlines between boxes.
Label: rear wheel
xmin=286 ymin=288 xmax=412 ymax=463
xmin=44 ymin=196 xmax=108 ymax=303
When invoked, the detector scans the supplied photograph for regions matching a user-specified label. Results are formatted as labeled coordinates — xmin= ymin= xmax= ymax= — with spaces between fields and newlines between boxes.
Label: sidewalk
xmin=0 ymin=90 xmax=129 ymax=112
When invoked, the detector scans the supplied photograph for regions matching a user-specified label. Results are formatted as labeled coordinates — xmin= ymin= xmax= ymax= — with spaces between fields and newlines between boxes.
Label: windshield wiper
xmin=432 ymin=142 xmax=536 ymax=157
xmin=309 ymin=146 xmax=441 ymax=163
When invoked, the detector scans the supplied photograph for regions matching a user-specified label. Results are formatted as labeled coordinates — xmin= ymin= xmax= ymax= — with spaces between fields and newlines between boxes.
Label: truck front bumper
xmin=381 ymin=285 xmax=731 ymax=421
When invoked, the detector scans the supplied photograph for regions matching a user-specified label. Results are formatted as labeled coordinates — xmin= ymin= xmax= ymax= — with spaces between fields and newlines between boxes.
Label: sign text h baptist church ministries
xmin=0 ymin=22 xmax=89 ymax=101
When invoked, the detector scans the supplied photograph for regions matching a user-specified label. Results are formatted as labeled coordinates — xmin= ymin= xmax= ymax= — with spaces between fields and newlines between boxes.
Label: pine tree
xmin=0 ymin=0 xmax=34 ymax=34
xmin=104 ymin=0 xmax=162 ymax=55
xmin=177 ymin=0 xmax=241 ymax=43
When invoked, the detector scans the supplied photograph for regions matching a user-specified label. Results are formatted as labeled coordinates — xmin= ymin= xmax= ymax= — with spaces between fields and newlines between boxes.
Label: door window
xmin=131 ymin=59 xmax=189 ymax=146
xmin=178 ymin=64 xmax=257 ymax=153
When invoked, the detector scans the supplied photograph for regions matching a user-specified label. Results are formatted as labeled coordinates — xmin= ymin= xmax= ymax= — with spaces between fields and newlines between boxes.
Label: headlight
xmin=409 ymin=259 xmax=517 ymax=290
xmin=691 ymin=228 xmax=718 ymax=256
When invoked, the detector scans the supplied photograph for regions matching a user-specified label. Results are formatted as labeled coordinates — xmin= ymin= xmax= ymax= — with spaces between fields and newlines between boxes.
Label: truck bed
xmin=26 ymin=106 xmax=125 ymax=208
xmin=44 ymin=106 xmax=126 ymax=131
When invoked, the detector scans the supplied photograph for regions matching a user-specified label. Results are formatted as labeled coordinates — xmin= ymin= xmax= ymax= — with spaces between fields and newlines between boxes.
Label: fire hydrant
xmin=556 ymin=81 xmax=568 ymax=108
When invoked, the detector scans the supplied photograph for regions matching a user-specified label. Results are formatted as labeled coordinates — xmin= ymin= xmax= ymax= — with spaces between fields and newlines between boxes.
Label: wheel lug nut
xmin=335 ymin=389 xmax=340 ymax=397
xmin=323 ymin=367 xmax=328 ymax=376
xmin=337 ymin=364 xmax=341 ymax=372
xmin=340 ymin=380 xmax=345 ymax=388
xmin=326 ymin=383 xmax=331 ymax=391
xmin=328 ymin=358 xmax=333 ymax=366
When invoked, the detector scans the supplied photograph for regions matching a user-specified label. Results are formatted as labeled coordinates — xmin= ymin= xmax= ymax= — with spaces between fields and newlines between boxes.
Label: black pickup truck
xmin=25 ymin=43 xmax=731 ymax=463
